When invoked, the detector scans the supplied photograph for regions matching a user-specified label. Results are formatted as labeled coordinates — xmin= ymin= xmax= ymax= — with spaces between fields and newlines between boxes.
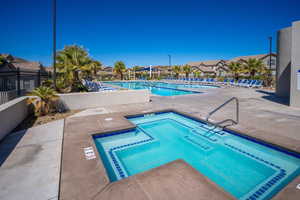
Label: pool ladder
xmin=205 ymin=97 xmax=239 ymax=129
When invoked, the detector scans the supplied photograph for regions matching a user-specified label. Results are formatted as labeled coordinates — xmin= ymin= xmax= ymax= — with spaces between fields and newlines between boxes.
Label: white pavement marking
xmin=84 ymin=147 xmax=96 ymax=160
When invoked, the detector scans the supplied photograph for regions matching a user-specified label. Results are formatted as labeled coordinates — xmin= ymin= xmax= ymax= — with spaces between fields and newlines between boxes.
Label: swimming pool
xmin=93 ymin=112 xmax=300 ymax=200
xmin=105 ymin=81 xmax=212 ymax=96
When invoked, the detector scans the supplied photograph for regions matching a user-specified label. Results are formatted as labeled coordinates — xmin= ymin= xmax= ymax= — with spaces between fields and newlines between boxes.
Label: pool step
xmin=191 ymin=128 xmax=218 ymax=142
xmin=198 ymin=124 xmax=225 ymax=136
xmin=183 ymin=135 xmax=211 ymax=151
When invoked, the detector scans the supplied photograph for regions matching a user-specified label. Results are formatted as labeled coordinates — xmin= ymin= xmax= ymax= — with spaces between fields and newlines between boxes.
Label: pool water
xmin=150 ymin=81 xmax=219 ymax=89
xmin=93 ymin=112 xmax=300 ymax=200
xmin=105 ymin=81 xmax=211 ymax=96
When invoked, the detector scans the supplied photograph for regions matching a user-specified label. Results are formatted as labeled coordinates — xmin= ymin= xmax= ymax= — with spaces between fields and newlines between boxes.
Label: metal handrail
xmin=205 ymin=97 xmax=239 ymax=127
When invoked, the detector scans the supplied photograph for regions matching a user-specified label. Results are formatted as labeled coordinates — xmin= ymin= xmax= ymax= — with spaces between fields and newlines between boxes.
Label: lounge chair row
xmin=163 ymin=78 xmax=263 ymax=88
xmin=82 ymin=80 xmax=116 ymax=92
xmin=229 ymin=79 xmax=263 ymax=88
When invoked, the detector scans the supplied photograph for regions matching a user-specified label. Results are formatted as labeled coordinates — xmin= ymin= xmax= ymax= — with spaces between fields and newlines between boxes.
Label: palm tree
xmin=132 ymin=66 xmax=141 ymax=79
xmin=90 ymin=60 xmax=102 ymax=78
xmin=80 ymin=60 xmax=102 ymax=79
xmin=56 ymin=54 xmax=74 ymax=92
xmin=182 ymin=64 xmax=192 ymax=78
xmin=114 ymin=61 xmax=126 ymax=80
xmin=0 ymin=55 xmax=5 ymax=65
xmin=27 ymin=86 xmax=59 ymax=116
xmin=56 ymin=45 xmax=93 ymax=91
xmin=172 ymin=65 xmax=181 ymax=79
xmin=194 ymin=70 xmax=201 ymax=78
xmin=242 ymin=58 xmax=266 ymax=79
xmin=228 ymin=61 xmax=243 ymax=81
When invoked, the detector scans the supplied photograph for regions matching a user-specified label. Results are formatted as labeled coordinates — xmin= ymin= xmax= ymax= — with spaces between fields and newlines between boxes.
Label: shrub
xmin=27 ymin=86 xmax=59 ymax=116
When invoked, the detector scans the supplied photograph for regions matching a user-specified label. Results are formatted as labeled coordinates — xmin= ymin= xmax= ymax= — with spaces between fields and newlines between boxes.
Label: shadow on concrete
xmin=12 ymin=114 xmax=37 ymax=133
xmin=0 ymin=115 xmax=37 ymax=167
xmin=256 ymin=90 xmax=289 ymax=106
xmin=0 ymin=130 xmax=27 ymax=166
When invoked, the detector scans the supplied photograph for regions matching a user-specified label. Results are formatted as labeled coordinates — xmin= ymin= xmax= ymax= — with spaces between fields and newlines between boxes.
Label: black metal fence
xmin=0 ymin=68 xmax=51 ymax=104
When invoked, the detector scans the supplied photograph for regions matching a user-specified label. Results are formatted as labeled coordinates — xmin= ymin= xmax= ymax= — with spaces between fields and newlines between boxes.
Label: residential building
xmin=187 ymin=53 xmax=277 ymax=77
xmin=0 ymin=54 xmax=47 ymax=93
xmin=228 ymin=53 xmax=277 ymax=75
xmin=188 ymin=60 xmax=228 ymax=77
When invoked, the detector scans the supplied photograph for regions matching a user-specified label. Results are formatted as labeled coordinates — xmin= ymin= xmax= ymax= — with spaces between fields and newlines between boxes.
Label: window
xmin=23 ymin=80 xmax=31 ymax=90
xmin=267 ymin=59 xmax=276 ymax=66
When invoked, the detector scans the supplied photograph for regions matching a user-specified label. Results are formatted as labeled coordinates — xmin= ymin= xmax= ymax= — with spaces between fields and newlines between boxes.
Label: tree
xmin=194 ymin=70 xmax=201 ymax=78
xmin=80 ymin=60 xmax=102 ymax=79
xmin=0 ymin=55 xmax=5 ymax=65
xmin=172 ymin=65 xmax=181 ymax=79
xmin=114 ymin=61 xmax=126 ymax=80
xmin=56 ymin=53 xmax=75 ymax=92
xmin=56 ymin=45 xmax=97 ymax=92
xmin=132 ymin=65 xmax=141 ymax=72
xmin=27 ymin=86 xmax=59 ymax=116
xmin=182 ymin=64 xmax=192 ymax=78
xmin=242 ymin=58 xmax=266 ymax=79
xmin=228 ymin=62 xmax=243 ymax=81
xmin=132 ymin=65 xmax=141 ymax=79
xmin=90 ymin=60 xmax=102 ymax=78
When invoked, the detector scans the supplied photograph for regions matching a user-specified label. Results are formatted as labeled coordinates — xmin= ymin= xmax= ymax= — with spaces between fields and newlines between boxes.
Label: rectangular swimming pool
xmin=93 ymin=112 xmax=300 ymax=200
xmin=105 ymin=81 xmax=208 ymax=96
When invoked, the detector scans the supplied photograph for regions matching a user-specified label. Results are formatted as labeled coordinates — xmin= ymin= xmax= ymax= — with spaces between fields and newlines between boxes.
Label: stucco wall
xmin=0 ymin=97 xmax=28 ymax=141
xmin=276 ymin=27 xmax=292 ymax=97
xmin=58 ymin=89 xmax=150 ymax=110
xmin=261 ymin=55 xmax=277 ymax=76
xmin=290 ymin=21 xmax=300 ymax=107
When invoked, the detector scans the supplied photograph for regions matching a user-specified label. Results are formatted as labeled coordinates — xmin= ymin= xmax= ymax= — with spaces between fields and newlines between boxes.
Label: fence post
xmin=37 ymin=70 xmax=41 ymax=87
xmin=17 ymin=67 xmax=21 ymax=96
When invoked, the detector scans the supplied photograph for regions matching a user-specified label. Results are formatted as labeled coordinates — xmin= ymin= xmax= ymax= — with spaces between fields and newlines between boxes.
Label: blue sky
xmin=1 ymin=0 xmax=300 ymax=67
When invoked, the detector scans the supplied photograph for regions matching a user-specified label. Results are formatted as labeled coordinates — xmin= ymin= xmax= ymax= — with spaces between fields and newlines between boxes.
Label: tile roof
xmin=0 ymin=54 xmax=44 ymax=71
xmin=188 ymin=60 xmax=226 ymax=66
xmin=12 ymin=61 xmax=42 ymax=71
xmin=187 ymin=53 xmax=277 ymax=66
xmin=228 ymin=53 xmax=277 ymax=63
xmin=196 ymin=65 xmax=216 ymax=73
xmin=103 ymin=66 xmax=113 ymax=72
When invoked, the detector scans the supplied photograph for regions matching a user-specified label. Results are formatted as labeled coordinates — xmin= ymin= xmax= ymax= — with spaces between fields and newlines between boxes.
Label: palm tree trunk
xmin=235 ymin=73 xmax=239 ymax=81
xmin=72 ymin=70 xmax=81 ymax=92
xmin=251 ymin=71 xmax=255 ymax=79
xmin=94 ymin=69 xmax=97 ymax=78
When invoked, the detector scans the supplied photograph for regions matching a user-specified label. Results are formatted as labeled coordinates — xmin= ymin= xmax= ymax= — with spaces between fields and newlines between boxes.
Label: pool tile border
xmin=225 ymin=143 xmax=286 ymax=200
xmin=98 ymin=127 xmax=155 ymax=180
xmin=94 ymin=111 xmax=293 ymax=199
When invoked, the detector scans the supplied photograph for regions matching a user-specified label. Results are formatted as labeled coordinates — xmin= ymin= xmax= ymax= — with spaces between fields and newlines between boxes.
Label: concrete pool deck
xmin=60 ymin=109 xmax=235 ymax=200
xmin=0 ymin=120 xmax=64 ymax=200
xmin=1 ymin=85 xmax=300 ymax=199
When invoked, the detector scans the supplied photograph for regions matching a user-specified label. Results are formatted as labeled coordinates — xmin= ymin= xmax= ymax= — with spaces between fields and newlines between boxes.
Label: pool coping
xmin=60 ymin=108 xmax=300 ymax=200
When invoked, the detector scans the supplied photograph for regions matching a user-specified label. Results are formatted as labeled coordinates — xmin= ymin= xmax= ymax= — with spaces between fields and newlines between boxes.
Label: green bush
xmin=42 ymin=79 xmax=54 ymax=88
